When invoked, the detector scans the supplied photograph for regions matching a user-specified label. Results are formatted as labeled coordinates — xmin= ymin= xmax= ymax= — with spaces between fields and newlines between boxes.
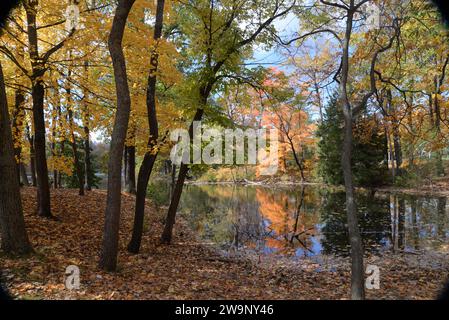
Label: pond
xmin=173 ymin=184 xmax=449 ymax=258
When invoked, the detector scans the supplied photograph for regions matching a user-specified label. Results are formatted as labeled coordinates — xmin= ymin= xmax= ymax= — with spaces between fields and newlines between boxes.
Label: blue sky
xmin=249 ymin=12 xmax=300 ymax=73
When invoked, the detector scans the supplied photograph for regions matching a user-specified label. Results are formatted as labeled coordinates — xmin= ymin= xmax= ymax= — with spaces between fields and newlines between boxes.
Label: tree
xmin=161 ymin=0 xmax=297 ymax=244
xmin=23 ymin=0 xmax=74 ymax=217
xmin=258 ymin=68 xmax=316 ymax=180
xmin=82 ymin=60 xmax=93 ymax=191
xmin=306 ymin=0 xmax=399 ymax=299
xmin=99 ymin=0 xmax=135 ymax=272
xmin=317 ymin=93 xmax=388 ymax=187
xmin=0 ymin=59 xmax=32 ymax=255
xmin=127 ymin=0 xmax=166 ymax=254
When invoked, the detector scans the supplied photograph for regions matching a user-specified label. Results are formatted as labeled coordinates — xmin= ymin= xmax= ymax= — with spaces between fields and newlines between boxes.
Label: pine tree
xmin=317 ymin=93 xmax=388 ymax=188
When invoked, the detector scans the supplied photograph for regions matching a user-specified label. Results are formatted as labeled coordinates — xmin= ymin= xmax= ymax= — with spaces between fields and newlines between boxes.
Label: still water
xmin=175 ymin=184 xmax=449 ymax=258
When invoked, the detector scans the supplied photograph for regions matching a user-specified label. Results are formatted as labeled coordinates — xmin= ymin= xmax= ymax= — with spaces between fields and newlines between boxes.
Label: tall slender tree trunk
xmin=56 ymin=103 xmax=65 ymax=188
xmin=433 ymin=84 xmax=445 ymax=176
xmin=170 ymin=163 xmax=176 ymax=199
xmin=339 ymin=6 xmax=365 ymax=300
xmin=161 ymin=107 xmax=204 ymax=244
xmin=100 ymin=0 xmax=135 ymax=271
xmin=0 ymin=60 xmax=32 ymax=255
xmin=51 ymin=105 xmax=58 ymax=189
xmin=83 ymin=61 xmax=93 ymax=191
xmin=25 ymin=1 xmax=52 ymax=217
xmin=31 ymin=80 xmax=52 ymax=217
xmin=386 ymin=90 xmax=402 ymax=174
xmin=84 ymin=125 xmax=92 ymax=190
xmin=128 ymin=0 xmax=165 ymax=253
xmin=20 ymin=163 xmax=30 ymax=186
xmin=288 ymin=137 xmax=305 ymax=181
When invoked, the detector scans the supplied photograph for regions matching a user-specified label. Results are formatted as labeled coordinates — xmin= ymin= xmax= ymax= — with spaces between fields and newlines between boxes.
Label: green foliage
xmin=317 ymin=94 xmax=388 ymax=187
xmin=146 ymin=181 xmax=171 ymax=207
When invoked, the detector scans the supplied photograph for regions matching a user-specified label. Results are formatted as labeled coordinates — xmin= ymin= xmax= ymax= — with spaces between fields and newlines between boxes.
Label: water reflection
xmin=176 ymin=184 xmax=449 ymax=257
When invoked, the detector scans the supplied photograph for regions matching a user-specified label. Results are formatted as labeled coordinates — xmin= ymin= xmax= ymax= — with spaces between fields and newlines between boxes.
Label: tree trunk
xmin=83 ymin=61 xmax=93 ymax=191
xmin=56 ymin=104 xmax=65 ymax=188
xmin=0 ymin=60 xmax=32 ymax=255
xmin=20 ymin=163 xmax=30 ymax=186
xmin=99 ymin=0 xmax=135 ymax=272
xmin=127 ymin=0 xmax=165 ymax=253
xmin=84 ymin=125 xmax=92 ymax=190
xmin=288 ymin=137 xmax=305 ymax=181
xmin=51 ymin=103 xmax=58 ymax=189
xmin=433 ymin=91 xmax=445 ymax=176
xmin=392 ymin=125 xmax=402 ymax=173
xmin=386 ymin=89 xmax=402 ymax=174
xmin=170 ymin=163 xmax=176 ymax=199
xmin=124 ymin=145 xmax=136 ymax=194
xmin=26 ymin=126 xmax=37 ymax=187
xmin=339 ymin=7 xmax=365 ymax=300
xmin=161 ymin=108 xmax=204 ymax=244
xmin=32 ymin=81 xmax=52 ymax=217
xmin=25 ymin=1 xmax=52 ymax=217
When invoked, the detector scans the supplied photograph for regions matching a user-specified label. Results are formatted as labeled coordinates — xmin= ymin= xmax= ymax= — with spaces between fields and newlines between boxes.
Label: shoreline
xmin=185 ymin=180 xmax=449 ymax=197
xmin=1 ymin=187 xmax=447 ymax=299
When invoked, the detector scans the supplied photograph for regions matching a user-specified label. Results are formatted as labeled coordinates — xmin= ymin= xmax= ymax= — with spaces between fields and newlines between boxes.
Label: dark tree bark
xmin=127 ymin=0 xmax=165 ymax=253
xmin=99 ymin=0 xmax=135 ymax=272
xmin=20 ymin=162 xmax=29 ymax=186
xmin=169 ymin=163 xmax=176 ymax=199
xmin=56 ymin=104 xmax=65 ymax=189
xmin=25 ymin=0 xmax=52 ymax=217
xmin=433 ymin=70 xmax=446 ymax=176
xmin=50 ymin=104 xmax=58 ymax=189
xmin=22 ymin=0 xmax=74 ymax=215
xmin=26 ymin=125 xmax=37 ymax=187
xmin=0 ymin=60 xmax=32 ymax=255
xmin=338 ymin=4 xmax=365 ymax=300
xmin=31 ymin=79 xmax=52 ymax=217
xmin=286 ymin=135 xmax=305 ymax=181
xmin=320 ymin=0 xmax=398 ymax=299
xmin=161 ymin=107 xmax=204 ymax=244
xmin=124 ymin=145 xmax=136 ymax=194
xmin=83 ymin=61 xmax=93 ymax=191
xmin=84 ymin=124 xmax=92 ymax=191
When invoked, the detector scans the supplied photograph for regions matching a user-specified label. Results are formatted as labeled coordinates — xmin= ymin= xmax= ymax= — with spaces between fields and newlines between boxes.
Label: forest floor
xmin=0 ymin=187 xmax=448 ymax=300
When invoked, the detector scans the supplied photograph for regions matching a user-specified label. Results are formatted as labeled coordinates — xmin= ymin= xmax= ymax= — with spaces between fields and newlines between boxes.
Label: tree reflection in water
xmin=174 ymin=184 xmax=449 ymax=257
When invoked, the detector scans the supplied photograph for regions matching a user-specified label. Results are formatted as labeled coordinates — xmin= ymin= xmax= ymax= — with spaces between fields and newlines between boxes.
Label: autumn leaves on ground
xmin=0 ymin=187 xmax=444 ymax=300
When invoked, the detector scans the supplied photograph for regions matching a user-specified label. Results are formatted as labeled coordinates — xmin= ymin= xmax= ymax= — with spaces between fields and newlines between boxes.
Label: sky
xmin=249 ymin=12 xmax=300 ymax=73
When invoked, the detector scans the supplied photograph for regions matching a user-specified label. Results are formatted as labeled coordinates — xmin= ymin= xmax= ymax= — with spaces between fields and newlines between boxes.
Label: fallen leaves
xmin=0 ymin=187 xmax=448 ymax=300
